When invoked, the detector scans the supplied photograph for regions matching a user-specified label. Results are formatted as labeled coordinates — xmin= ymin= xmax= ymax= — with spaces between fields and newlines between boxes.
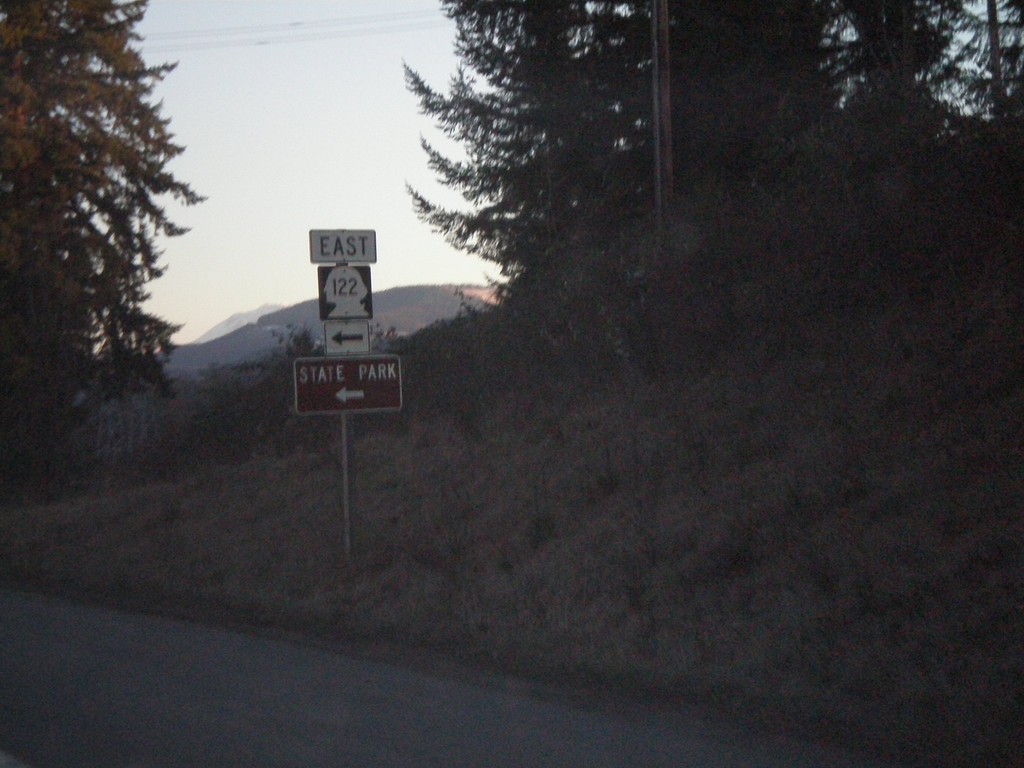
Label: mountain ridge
xmin=191 ymin=303 xmax=285 ymax=344
xmin=166 ymin=284 xmax=492 ymax=377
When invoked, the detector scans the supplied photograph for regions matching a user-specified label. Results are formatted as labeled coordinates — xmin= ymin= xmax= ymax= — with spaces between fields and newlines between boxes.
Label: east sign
xmin=309 ymin=229 xmax=377 ymax=264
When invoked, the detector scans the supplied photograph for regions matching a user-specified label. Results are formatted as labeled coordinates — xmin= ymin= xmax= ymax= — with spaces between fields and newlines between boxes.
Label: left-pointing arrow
xmin=335 ymin=388 xmax=365 ymax=404
xmin=332 ymin=332 xmax=365 ymax=344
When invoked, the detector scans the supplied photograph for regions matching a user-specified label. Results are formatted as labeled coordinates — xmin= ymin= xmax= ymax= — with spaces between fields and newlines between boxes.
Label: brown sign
xmin=293 ymin=355 xmax=402 ymax=414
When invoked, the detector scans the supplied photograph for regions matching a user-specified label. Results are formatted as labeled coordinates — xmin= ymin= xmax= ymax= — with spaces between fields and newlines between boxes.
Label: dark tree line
xmin=3 ymin=0 xmax=1019 ymax=489
xmin=1 ymin=0 xmax=200 ymax=488
xmin=407 ymin=0 xmax=1023 ymax=312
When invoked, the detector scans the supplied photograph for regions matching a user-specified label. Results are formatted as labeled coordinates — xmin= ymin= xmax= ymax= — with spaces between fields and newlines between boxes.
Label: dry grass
xmin=2 ymin=270 xmax=1022 ymax=768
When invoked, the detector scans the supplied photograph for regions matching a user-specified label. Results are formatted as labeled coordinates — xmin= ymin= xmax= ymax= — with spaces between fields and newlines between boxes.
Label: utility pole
xmin=651 ymin=0 xmax=673 ymax=227
xmin=986 ymin=0 xmax=1006 ymax=109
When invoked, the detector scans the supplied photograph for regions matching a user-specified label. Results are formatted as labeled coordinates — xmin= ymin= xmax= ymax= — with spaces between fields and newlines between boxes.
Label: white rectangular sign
xmin=324 ymin=319 xmax=371 ymax=355
xmin=309 ymin=229 xmax=377 ymax=264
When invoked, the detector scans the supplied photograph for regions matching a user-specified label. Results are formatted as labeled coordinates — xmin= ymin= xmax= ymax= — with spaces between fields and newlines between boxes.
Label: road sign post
xmin=299 ymin=227 xmax=397 ymax=561
xmin=340 ymin=413 xmax=351 ymax=558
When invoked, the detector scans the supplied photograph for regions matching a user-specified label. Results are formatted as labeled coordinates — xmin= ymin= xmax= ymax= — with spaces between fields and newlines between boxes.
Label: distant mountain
xmin=191 ymin=303 xmax=284 ymax=344
xmin=166 ymin=284 xmax=493 ymax=377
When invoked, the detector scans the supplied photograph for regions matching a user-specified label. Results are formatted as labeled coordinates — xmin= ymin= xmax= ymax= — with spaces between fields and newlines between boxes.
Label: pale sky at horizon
xmin=137 ymin=0 xmax=497 ymax=344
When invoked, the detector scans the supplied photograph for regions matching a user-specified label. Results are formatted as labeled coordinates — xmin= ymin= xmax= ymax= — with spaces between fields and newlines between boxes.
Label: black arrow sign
xmin=332 ymin=332 xmax=365 ymax=344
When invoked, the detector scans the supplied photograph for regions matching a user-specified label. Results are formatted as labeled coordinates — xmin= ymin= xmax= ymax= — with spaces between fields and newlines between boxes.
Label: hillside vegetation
xmin=2 ymin=114 xmax=1022 ymax=767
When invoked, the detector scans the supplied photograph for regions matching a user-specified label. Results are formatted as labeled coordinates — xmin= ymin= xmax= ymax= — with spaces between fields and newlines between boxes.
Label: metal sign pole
xmin=301 ymin=228 xmax=400 ymax=562
xmin=650 ymin=0 xmax=672 ymax=226
xmin=340 ymin=412 xmax=352 ymax=560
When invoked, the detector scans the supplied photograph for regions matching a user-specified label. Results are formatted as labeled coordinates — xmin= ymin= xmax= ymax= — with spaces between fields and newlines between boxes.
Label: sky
xmin=136 ymin=1 xmax=496 ymax=344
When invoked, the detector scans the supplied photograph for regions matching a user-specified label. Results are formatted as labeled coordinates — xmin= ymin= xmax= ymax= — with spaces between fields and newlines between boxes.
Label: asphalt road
xmin=0 ymin=589 xmax=890 ymax=768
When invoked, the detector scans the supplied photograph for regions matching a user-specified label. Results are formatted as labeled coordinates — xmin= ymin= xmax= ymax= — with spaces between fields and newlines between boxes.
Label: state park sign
xmin=293 ymin=354 xmax=402 ymax=414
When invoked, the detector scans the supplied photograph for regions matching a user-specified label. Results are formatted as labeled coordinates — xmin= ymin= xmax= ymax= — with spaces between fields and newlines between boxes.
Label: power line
xmin=144 ymin=10 xmax=442 ymax=40
xmin=142 ymin=11 xmax=451 ymax=53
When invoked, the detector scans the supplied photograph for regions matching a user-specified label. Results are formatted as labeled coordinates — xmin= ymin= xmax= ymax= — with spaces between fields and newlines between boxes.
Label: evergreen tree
xmin=667 ymin=0 xmax=834 ymax=186
xmin=406 ymin=1 xmax=651 ymax=293
xmin=1001 ymin=0 xmax=1024 ymax=109
xmin=959 ymin=0 xmax=1024 ymax=115
xmin=821 ymin=0 xmax=964 ymax=94
xmin=0 ymin=0 xmax=200 ymax=485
